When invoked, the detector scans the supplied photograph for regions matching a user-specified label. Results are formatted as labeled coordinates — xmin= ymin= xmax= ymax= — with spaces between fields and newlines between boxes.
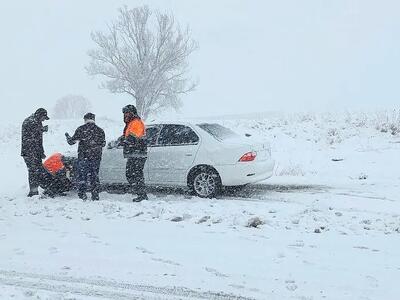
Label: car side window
xmin=158 ymin=125 xmax=199 ymax=146
xmin=146 ymin=126 xmax=161 ymax=147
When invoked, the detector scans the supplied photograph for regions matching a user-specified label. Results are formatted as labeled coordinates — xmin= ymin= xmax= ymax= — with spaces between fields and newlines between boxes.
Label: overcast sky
xmin=1 ymin=0 xmax=399 ymax=122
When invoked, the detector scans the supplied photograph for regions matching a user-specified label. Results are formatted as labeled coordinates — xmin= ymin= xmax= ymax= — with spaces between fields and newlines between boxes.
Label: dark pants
xmin=45 ymin=169 xmax=72 ymax=195
xmin=23 ymin=156 xmax=48 ymax=190
xmin=126 ymin=157 xmax=147 ymax=197
xmin=77 ymin=158 xmax=101 ymax=194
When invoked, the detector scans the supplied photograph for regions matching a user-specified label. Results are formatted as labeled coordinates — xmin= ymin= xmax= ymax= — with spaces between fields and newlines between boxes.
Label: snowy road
xmin=1 ymin=180 xmax=399 ymax=300
xmin=0 ymin=270 xmax=254 ymax=300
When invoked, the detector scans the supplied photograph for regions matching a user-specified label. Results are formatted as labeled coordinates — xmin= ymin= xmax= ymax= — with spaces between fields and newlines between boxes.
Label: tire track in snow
xmin=0 ymin=270 xmax=255 ymax=300
xmin=0 ymin=276 xmax=146 ymax=300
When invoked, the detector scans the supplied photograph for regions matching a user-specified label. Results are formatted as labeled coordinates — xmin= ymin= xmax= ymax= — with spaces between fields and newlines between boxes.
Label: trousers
xmin=23 ymin=156 xmax=49 ymax=190
xmin=126 ymin=157 xmax=147 ymax=197
xmin=77 ymin=158 xmax=101 ymax=194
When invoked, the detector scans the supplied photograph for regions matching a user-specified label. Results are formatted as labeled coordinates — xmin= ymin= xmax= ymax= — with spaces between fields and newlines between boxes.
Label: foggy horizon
xmin=1 ymin=0 xmax=399 ymax=122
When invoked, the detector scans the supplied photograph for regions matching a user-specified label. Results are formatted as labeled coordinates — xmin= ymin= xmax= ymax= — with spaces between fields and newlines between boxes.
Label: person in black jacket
xmin=21 ymin=108 xmax=50 ymax=197
xmin=120 ymin=105 xmax=148 ymax=202
xmin=65 ymin=113 xmax=105 ymax=201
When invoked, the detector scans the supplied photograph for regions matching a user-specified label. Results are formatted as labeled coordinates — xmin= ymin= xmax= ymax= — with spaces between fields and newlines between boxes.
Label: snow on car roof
xmin=146 ymin=119 xmax=201 ymax=126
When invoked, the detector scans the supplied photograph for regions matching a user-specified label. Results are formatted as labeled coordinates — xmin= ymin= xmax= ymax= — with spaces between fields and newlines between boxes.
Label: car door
xmin=99 ymin=140 xmax=127 ymax=183
xmin=99 ymin=127 xmax=162 ymax=184
xmin=147 ymin=124 xmax=200 ymax=185
xmin=144 ymin=125 xmax=161 ymax=184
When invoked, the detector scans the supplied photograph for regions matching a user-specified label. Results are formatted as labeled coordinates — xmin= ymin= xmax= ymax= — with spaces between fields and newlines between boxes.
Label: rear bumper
xmin=215 ymin=159 xmax=275 ymax=186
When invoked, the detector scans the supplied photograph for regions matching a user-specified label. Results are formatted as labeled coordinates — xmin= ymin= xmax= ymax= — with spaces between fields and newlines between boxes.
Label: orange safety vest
xmin=124 ymin=119 xmax=145 ymax=138
xmin=43 ymin=153 xmax=65 ymax=175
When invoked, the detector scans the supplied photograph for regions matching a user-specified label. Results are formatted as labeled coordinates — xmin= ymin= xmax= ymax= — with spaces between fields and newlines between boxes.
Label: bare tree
xmin=53 ymin=95 xmax=92 ymax=119
xmin=86 ymin=5 xmax=198 ymax=120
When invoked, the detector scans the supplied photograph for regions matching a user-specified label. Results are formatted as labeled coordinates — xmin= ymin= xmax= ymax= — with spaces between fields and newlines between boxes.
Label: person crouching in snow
xmin=65 ymin=113 xmax=106 ymax=201
xmin=42 ymin=153 xmax=74 ymax=198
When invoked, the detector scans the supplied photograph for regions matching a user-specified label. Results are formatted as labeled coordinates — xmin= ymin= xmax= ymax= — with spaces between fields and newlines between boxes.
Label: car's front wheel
xmin=188 ymin=167 xmax=221 ymax=198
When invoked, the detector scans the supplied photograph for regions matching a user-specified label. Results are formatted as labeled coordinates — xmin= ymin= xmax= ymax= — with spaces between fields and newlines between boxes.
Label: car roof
xmin=147 ymin=119 xmax=226 ymax=126
xmin=147 ymin=120 xmax=197 ymax=127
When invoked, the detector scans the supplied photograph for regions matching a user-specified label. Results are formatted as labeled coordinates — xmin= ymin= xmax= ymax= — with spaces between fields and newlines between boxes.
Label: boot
xmin=43 ymin=189 xmax=55 ymax=198
xmin=27 ymin=187 xmax=39 ymax=197
xmin=132 ymin=194 xmax=148 ymax=202
xmin=78 ymin=192 xmax=88 ymax=201
xmin=91 ymin=192 xmax=100 ymax=201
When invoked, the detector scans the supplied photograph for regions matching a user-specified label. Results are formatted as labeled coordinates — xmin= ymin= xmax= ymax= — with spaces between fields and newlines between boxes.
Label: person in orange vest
xmin=42 ymin=153 xmax=74 ymax=198
xmin=120 ymin=105 xmax=148 ymax=202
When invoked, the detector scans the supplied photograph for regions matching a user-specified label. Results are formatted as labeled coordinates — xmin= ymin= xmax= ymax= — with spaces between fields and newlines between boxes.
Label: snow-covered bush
xmin=52 ymin=95 xmax=92 ymax=120
xmin=327 ymin=128 xmax=342 ymax=144
xmin=374 ymin=110 xmax=400 ymax=135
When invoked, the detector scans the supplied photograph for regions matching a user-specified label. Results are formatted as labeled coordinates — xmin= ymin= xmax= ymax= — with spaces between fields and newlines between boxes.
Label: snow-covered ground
xmin=1 ymin=111 xmax=400 ymax=299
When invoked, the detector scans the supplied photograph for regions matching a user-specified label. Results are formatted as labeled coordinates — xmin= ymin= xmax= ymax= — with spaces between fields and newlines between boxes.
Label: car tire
xmin=188 ymin=166 xmax=221 ymax=198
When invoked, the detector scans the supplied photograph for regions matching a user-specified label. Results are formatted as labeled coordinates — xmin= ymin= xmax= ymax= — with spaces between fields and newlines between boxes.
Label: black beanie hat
xmin=122 ymin=104 xmax=137 ymax=115
xmin=35 ymin=108 xmax=50 ymax=120
xmin=84 ymin=113 xmax=95 ymax=120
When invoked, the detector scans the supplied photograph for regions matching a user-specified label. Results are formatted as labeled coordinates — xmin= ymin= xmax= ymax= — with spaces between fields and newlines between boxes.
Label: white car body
xmin=99 ymin=121 xmax=275 ymax=193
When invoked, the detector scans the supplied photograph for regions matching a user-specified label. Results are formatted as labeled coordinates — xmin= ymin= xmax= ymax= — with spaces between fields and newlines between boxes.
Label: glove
xmin=117 ymin=135 xmax=125 ymax=146
xmin=42 ymin=125 xmax=48 ymax=133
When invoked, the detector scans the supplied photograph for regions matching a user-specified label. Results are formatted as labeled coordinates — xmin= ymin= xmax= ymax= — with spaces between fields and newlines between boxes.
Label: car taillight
xmin=239 ymin=151 xmax=257 ymax=162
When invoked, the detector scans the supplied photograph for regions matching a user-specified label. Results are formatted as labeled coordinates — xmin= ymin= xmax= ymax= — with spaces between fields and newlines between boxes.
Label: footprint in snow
xmin=23 ymin=290 xmax=35 ymax=297
xmin=83 ymin=232 xmax=99 ymax=240
xmin=277 ymin=252 xmax=286 ymax=259
xmin=365 ymin=275 xmax=379 ymax=288
xmin=136 ymin=246 xmax=154 ymax=255
xmin=285 ymin=280 xmax=298 ymax=291
xmin=205 ymin=267 xmax=228 ymax=278
xmin=13 ymin=248 xmax=25 ymax=255
xmin=354 ymin=246 xmax=369 ymax=250
xmin=288 ymin=240 xmax=305 ymax=248
xmin=229 ymin=284 xmax=245 ymax=289
xmin=151 ymin=257 xmax=180 ymax=266
xmin=49 ymin=247 xmax=58 ymax=254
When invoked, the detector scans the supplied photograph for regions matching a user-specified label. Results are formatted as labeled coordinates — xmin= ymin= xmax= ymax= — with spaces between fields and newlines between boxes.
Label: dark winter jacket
xmin=21 ymin=114 xmax=45 ymax=158
xmin=67 ymin=122 xmax=106 ymax=160
xmin=122 ymin=116 xmax=147 ymax=158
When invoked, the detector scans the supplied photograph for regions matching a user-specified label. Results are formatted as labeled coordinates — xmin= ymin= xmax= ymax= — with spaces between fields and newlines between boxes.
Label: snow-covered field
xmin=1 ymin=111 xmax=400 ymax=299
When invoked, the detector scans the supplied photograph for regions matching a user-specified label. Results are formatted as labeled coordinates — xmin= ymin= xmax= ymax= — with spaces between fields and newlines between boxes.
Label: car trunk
xmin=221 ymin=136 xmax=271 ymax=163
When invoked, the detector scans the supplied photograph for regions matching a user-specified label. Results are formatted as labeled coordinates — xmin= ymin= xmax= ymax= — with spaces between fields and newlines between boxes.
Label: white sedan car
xmin=99 ymin=121 xmax=275 ymax=198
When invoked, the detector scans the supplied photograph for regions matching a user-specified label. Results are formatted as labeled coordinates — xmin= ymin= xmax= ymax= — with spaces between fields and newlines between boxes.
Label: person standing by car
xmin=121 ymin=105 xmax=148 ymax=202
xmin=21 ymin=108 xmax=50 ymax=197
xmin=65 ymin=113 xmax=105 ymax=201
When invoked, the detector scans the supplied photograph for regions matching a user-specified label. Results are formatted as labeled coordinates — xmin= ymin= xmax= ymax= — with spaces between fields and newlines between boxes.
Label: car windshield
xmin=197 ymin=123 xmax=239 ymax=141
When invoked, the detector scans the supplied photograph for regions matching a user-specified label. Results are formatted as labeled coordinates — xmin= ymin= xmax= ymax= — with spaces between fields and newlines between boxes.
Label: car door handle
xmin=185 ymin=154 xmax=193 ymax=156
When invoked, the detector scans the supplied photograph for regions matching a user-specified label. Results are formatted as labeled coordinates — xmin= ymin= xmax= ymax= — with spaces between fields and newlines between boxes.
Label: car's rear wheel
xmin=188 ymin=167 xmax=221 ymax=198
